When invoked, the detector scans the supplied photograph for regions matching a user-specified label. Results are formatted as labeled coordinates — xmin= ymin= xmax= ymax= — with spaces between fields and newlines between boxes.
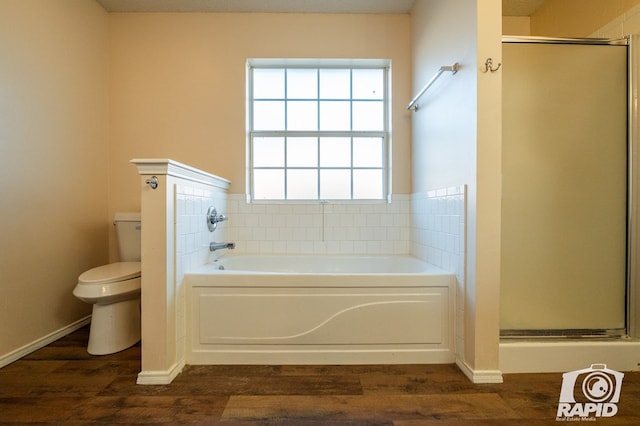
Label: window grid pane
xmin=252 ymin=135 xmax=385 ymax=201
xmin=320 ymin=169 xmax=351 ymax=199
xmin=250 ymin=63 xmax=388 ymax=201
xmin=287 ymin=68 xmax=318 ymax=99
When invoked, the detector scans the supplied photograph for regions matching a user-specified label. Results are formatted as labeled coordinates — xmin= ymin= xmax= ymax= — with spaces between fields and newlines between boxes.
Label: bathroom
xmin=1 ymin=0 xmax=638 ymax=386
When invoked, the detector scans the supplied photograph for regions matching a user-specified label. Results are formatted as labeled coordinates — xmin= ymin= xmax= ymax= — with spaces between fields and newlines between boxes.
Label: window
xmin=247 ymin=59 xmax=390 ymax=202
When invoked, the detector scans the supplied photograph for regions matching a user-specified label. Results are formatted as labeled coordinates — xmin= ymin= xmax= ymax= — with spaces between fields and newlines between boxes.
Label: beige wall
xmin=531 ymin=0 xmax=640 ymax=37
xmin=411 ymin=0 xmax=502 ymax=379
xmin=474 ymin=0 xmax=503 ymax=375
xmin=503 ymin=16 xmax=530 ymax=36
xmin=0 ymin=0 xmax=109 ymax=358
xmin=108 ymin=12 xmax=412 ymax=235
xmin=411 ymin=0 xmax=477 ymax=192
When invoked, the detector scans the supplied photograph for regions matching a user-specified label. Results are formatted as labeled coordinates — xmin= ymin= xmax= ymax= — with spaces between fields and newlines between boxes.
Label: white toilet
xmin=73 ymin=213 xmax=142 ymax=355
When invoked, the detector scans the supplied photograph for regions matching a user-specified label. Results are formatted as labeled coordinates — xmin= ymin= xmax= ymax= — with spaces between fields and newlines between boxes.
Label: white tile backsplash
xmin=223 ymin=195 xmax=412 ymax=255
xmin=411 ymin=186 xmax=465 ymax=271
xmin=175 ymin=188 xmax=463 ymax=265
xmin=176 ymin=183 xmax=228 ymax=271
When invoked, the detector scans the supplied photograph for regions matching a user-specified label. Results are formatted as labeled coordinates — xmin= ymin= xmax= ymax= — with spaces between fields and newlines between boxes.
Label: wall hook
xmin=145 ymin=176 xmax=158 ymax=190
xmin=483 ymin=58 xmax=501 ymax=73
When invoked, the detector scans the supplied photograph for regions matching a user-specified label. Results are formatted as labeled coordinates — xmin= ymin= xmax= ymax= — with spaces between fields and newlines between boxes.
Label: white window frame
xmin=246 ymin=58 xmax=392 ymax=203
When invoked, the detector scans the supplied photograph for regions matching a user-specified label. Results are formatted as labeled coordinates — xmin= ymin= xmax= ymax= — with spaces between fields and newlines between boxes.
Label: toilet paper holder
xmin=145 ymin=176 xmax=158 ymax=190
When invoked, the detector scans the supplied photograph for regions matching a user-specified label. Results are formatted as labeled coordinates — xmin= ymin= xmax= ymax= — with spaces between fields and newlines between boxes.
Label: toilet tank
xmin=114 ymin=212 xmax=141 ymax=262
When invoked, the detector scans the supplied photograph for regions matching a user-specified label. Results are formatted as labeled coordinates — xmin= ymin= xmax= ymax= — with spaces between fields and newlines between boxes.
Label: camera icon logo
xmin=557 ymin=364 xmax=624 ymax=419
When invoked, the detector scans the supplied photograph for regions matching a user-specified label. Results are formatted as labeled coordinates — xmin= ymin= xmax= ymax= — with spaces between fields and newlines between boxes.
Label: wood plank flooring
xmin=1 ymin=325 xmax=640 ymax=424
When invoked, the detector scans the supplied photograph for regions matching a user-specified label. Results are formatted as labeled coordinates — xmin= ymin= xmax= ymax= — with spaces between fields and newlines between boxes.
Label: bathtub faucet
xmin=209 ymin=242 xmax=236 ymax=252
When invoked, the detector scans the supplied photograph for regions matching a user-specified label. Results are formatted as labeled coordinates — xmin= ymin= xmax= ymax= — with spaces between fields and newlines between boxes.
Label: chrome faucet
xmin=207 ymin=206 xmax=228 ymax=232
xmin=209 ymin=242 xmax=236 ymax=252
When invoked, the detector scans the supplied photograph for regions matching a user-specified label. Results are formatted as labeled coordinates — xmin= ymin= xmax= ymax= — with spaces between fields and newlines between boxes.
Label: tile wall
xmin=411 ymin=186 xmax=466 ymax=272
xmin=223 ymin=194 xmax=411 ymax=255
xmin=175 ymin=189 xmax=464 ymax=266
xmin=175 ymin=183 xmax=228 ymax=271
xmin=411 ymin=185 xmax=466 ymax=357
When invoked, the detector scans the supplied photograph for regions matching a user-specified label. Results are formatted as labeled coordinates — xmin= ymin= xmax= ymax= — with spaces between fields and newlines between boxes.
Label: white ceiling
xmin=96 ymin=0 xmax=545 ymax=16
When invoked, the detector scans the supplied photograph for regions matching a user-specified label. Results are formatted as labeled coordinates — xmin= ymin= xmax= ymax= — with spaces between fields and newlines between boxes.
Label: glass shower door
xmin=500 ymin=39 xmax=628 ymax=336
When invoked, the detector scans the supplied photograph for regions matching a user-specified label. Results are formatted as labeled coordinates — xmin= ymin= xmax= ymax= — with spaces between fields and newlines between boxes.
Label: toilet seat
xmin=78 ymin=262 xmax=141 ymax=285
xmin=74 ymin=262 xmax=141 ymax=305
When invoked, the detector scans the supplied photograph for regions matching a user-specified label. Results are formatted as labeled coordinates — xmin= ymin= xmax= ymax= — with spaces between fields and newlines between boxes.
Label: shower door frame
xmin=627 ymin=35 xmax=640 ymax=339
xmin=500 ymin=35 xmax=639 ymax=339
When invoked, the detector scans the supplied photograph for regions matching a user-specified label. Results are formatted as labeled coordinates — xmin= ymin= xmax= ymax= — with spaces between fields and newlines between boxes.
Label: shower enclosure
xmin=500 ymin=37 xmax=631 ymax=337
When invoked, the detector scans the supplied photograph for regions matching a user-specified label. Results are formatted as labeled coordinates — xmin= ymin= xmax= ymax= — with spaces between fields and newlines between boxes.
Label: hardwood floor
xmin=1 ymin=325 xmax=640 ymax=424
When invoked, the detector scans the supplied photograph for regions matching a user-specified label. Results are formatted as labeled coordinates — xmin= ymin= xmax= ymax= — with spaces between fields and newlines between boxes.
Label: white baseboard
xmin=500 ymin=340 xmax=640 ymax=373
xmin=0 ymin=315 xmax=91 ymax=369
xmin=456 ymin=357 xmax=503 ymax=383
xmin=137 ymin=358 xmax=185 ymax=385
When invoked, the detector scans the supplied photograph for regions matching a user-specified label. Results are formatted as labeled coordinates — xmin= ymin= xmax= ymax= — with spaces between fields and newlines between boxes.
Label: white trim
xmin=500 ymin=340 xmax=640 ymax=373
xmin=247 ymin=61 xmax=391 ymax=203
xmin=130 ymin=158 xmax=231 ymax=190
xmin=0 ymin=316 xmax=91 ymax=369
xmin=248 ymin=58 xmax=391 ymax=68
xmin=456 ymin=358 xmax=504 ymax=384
xmin=136 ymin=358 xmax=185 ymax=385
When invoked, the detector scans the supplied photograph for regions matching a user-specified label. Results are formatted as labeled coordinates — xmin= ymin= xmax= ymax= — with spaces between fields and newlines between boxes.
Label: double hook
xmin=483 ymin=58 xmax=502 ymax=73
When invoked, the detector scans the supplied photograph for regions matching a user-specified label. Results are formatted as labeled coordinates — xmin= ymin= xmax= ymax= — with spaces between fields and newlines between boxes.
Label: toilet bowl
xmin=73 ymin=261 xmax=141 ymax=355
xmin=73 ymin=212 xmax=142 ymax=355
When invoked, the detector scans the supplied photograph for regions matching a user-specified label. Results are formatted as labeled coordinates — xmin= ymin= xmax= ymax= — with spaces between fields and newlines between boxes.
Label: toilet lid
xmin=78 ymin=262 xmax=141 ymax=285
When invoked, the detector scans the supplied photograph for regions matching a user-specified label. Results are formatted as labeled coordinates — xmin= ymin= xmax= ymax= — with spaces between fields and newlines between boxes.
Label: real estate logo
xmin=556 ymin=364 xmax=624 ymax=421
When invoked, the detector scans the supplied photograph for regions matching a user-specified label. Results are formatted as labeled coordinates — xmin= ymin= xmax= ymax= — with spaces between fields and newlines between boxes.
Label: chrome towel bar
xmin=406 ymin=62 xmax=460 ymax=111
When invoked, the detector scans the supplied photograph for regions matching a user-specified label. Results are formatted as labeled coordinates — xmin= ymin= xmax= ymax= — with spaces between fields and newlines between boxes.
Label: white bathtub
xmin=185 ymin=254 xmax=455 ymax=365
xmin=205 ymin=254 xmax=447 ymax=274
